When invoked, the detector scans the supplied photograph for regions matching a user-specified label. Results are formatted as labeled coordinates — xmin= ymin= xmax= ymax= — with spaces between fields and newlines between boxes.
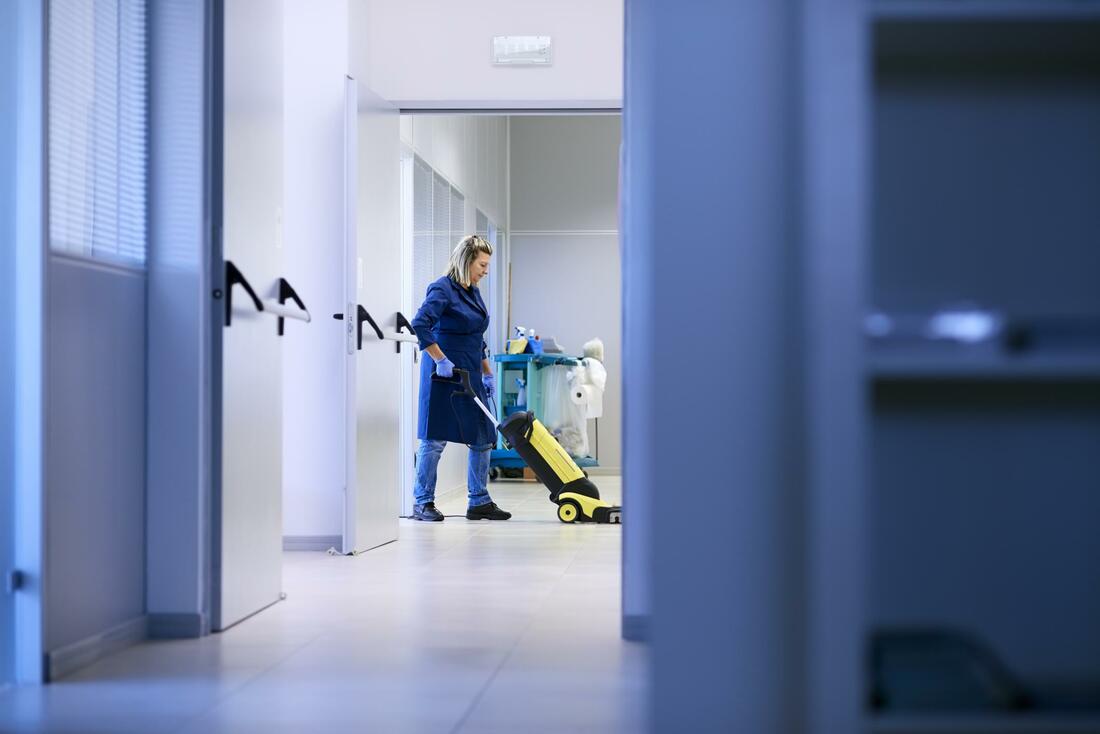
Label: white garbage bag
xmin=541 ymin=365 xmax=589 ymax=457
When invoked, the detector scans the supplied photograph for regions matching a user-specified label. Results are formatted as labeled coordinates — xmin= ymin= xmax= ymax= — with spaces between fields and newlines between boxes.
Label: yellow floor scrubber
xmin=453 ymin=369 xmax=621 ymax=524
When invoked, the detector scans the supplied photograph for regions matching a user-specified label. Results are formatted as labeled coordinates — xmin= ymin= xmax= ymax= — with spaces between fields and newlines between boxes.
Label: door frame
xmin=6 ymin=0 xmax=47 ymax=686
xmin=395 ymin=108 xmax=617 ymax=518
xmin=399 ymin=148 xmax=416 ymax=519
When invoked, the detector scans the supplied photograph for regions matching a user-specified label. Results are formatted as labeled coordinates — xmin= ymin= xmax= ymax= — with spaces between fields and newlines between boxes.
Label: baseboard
xmin=622 ymin=613 xmax=650 ymax=642
xmin=587 ymin=466 xmax=621 ymax=477
xmin=283 ymin=535 xmax=342 ymax=552
xmin=148 ymin=612 xmax=206 ymax=639
xmin=47 ymin=615 xmax=147 ymax=681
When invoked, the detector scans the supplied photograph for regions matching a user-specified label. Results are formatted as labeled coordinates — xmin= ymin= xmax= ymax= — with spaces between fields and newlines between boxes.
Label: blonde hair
xmin=446 ymin=235 xmax=493 ymax=288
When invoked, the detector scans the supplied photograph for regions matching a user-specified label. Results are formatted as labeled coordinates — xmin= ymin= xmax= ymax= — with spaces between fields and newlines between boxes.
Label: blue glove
xmin=433 ymin=356 xmax=454 ymax=378
xmin=482 ymin=374 xmax=495 ymax=399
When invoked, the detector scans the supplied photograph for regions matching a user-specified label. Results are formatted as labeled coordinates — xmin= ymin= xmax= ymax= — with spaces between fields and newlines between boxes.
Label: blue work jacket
xmin=412 ymin=276 xmax=495 ymax=446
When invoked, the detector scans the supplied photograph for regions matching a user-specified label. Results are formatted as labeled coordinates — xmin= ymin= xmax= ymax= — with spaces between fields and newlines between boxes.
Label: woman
xmin=410 ymin=235 xmax=511 ymax=522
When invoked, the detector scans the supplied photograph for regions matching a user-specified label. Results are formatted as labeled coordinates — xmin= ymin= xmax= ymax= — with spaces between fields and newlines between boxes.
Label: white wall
xmin=357 ymin=0 xmax=623 ymax=109
xmin=401 ymin=114 xmax=508 ymax=499
xmin=281 ymin=0 xmax=349 ymax=543
xmin=146 ymin=0 xmax=215 ymax=639
xmin=401 ymin=115 xmax=508 ymax=228
xmin=509 ymin=115 xmax=622 ymax=471
xmin=1 ymin=0 xmax=19 ymax=684
xmin=510 ymin=116 xmax=621 ymax=232
xmin=46 ymin=259 xmax=147 ymax=674
xmin=11 ymin=0 xmax=46 ymax=683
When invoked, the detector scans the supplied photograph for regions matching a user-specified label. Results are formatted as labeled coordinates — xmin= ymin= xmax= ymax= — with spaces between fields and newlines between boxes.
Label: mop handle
xmin=452 ymin=368 xmax=500 ymax=428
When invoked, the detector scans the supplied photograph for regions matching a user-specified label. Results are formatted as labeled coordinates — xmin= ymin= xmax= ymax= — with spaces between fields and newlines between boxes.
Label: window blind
xmin=412 ymin=156 xmax=435 ymax=306
xmin=413 ymin=157 xmax=471 ymax=306
xmin=449 ymin=187 xmax=465 ymax=253
xmin=49 ymin=0 xmax=148 ymax=266
xmin=432 ymin=171 xmax=451 ymax=279
xmin=475 ymin=210 xmax=496 ymax=354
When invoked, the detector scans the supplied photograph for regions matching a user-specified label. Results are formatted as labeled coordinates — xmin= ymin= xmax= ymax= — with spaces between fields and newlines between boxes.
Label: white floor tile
xmin=0 ymin=477 xmax=646 ymax=734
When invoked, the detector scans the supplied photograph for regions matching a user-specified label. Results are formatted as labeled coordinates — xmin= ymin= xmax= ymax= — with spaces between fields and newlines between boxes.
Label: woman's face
xmin=470 ymin=252 xmax=491 ymax=285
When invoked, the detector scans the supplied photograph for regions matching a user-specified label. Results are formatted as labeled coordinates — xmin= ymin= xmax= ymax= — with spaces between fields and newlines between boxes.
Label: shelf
xmin=870 ymin=712 xmax=1100 ymax=733
xmin=867 ymin=350 xmax=1100 ymax=381
xmin=871 ymin=0 xmax=1100 ymax=21
xmin=494 ymin=353 xmax=580 ymax=367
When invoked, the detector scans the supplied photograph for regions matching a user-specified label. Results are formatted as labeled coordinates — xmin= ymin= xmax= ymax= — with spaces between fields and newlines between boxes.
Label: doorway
xmin=397 ymin=112 xmax=622 ymax=523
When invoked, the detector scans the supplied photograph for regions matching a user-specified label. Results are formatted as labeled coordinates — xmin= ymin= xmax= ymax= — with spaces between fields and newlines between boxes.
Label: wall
xmin=357 ymin=0 xmax=622 ymax=108
xmin=402 ymin=115 xmax=508 ymax=228
xmin=281 ymin=0 xmax=349 ymax=544
xmin=401 ymin=114 xmax=508 ymax=500
xmin=624 ymin=1 xmax=808 ymax=730
xmin=11 ymin=0 xmax=46 ymax=684
xmin=146 ymin=0 xmax=214 ymax=638
xmin=46 ymin=258 xmax=147 ymax=677
xmin=509 ymin=115 xmax=622 ymax=470
xmin=43 ymin=0 xmax=150 ymax=675
xmin=0 ymin=0 xmax=17 ymax=686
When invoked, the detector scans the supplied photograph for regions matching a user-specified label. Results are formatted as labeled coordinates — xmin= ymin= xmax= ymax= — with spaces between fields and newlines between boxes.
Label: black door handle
xmin=225 ymin=260 xmax=263 ymax=327
xmin=394 ymin=311 xmax=416 ymax=353
xmin=276 ymin=278 xmax=309 ymax=336
xmin=332 ymin=305 xmax=384 ymax=350
xmin=396 ymin=312 xmax=416 ymax=336
xmin=358 ymin=305 xmax=384 ymax=347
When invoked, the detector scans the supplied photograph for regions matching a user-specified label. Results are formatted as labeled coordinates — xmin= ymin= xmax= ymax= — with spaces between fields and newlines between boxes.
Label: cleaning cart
xmin=489 ymin=352 xmax=599 ymax=479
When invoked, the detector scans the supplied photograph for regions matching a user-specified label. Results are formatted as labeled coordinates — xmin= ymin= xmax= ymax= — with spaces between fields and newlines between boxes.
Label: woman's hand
xmin=482 ymin=373 xmax=495 ymax=399
xmin=426 ymin=344 xmax=453 ymax=377
xmin=433 ymin=356 xmax=454 ymax=378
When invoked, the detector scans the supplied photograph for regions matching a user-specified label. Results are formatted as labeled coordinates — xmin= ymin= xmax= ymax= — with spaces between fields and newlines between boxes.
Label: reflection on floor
xmin=0 ymin=476 xmax=645 ymax=733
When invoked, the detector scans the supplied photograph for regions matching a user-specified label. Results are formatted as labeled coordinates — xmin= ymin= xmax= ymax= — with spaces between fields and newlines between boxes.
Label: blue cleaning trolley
xmin=489 ymin=353 xmax=599 ymax=478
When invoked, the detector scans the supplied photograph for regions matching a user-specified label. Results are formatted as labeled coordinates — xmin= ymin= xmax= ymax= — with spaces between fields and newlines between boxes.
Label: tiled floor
xmin=0 ymin=477 xmax=646 ymax=733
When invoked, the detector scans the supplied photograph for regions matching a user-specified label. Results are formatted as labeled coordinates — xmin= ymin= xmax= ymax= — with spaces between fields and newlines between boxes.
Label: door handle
xmin=332 ymin=305 xmax=384 ymax=350
xmin=359 ymin=305 xmax=384 ymax=346
xmin=269 ymin=277 xmax=311 ymax=336
xmin=393 ymin=311 xmax=417 ymax=353
xmin=225 ymin=260 xmax=263 ymax=327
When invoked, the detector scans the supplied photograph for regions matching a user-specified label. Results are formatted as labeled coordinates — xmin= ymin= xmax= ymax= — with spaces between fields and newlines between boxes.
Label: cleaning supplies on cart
xmin=514 ymin=376 xmax=527 ymax=408
xmin=506 ymin=325 xmax=547 ymax=355
xmin=568 ymin=338 xmax=607 ymax=420
xmin=508 ymin=326 xmax=529 ymax=354
xmin=582 ymin=338 xmax=604 ymax=362
xmin=542 ymin=365 xmax=589 ymax=457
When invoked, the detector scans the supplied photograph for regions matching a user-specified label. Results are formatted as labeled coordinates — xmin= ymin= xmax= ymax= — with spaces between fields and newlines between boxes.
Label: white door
xmin=0 ymin=423 xmax=11 ymax=686
xmin=215 ymin=0 xmax=285 ymax=630
xmin=399 ymin=152 xmax=417 ymax=518
xmin=342 ymin=78 xmax=402 ymax=554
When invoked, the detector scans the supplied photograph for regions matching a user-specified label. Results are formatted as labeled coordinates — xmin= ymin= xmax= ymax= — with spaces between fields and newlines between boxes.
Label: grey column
xmin=146 ymin=0 xmax=215 ymax=638
xmin=622 ymin=0 xmax=810 ymax=731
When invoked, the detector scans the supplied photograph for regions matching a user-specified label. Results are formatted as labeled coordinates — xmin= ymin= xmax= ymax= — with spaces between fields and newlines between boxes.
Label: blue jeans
xmin=413 ymin=439 xmax=494 ymax=508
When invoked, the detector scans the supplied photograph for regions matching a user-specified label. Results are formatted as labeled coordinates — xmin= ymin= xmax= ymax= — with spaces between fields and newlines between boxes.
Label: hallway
xmin=0 ymin=479 xmax=642 ymax=734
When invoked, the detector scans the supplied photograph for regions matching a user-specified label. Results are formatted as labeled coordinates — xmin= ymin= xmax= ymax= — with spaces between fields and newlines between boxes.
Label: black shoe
xmin=413 ymin=502 xmax=444 ymax=522
xmin=466 ymin=502 xmax=512 ymax=521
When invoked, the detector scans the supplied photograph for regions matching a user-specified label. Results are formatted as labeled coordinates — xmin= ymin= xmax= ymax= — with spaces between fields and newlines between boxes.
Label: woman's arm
xmin=426 ymin=344 xmax=446 ymax=362
xmin=411 ymin=283 xmax=449 ymax=353
xmin=482 ymin=358 xmax=493 ymax=376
